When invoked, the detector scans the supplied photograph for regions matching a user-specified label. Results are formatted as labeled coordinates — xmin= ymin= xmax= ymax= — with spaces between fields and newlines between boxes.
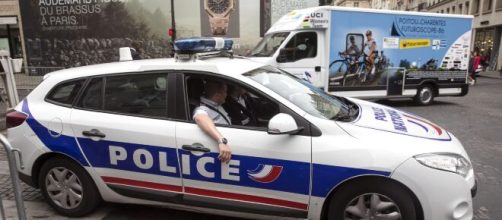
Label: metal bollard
xmin=0 ymin=55 xmax=21 ymax=108
xmin=0 ymin=134 xmax=27 ymax=220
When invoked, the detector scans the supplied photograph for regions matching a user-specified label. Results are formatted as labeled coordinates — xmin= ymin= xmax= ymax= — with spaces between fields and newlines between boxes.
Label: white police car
xmin=7 ymin=38 xmax=475 ymax=220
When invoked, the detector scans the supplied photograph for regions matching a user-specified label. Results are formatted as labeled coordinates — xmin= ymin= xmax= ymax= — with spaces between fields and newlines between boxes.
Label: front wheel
xmin=329 ymin=61 xmax=349 ymax=86
xmin=327 ymin=179 xmax=418 ymax=220
xmin=39 ymin=156 xmax=102 ymax=217
xmin=414 ymin=84 xmax=435 ymax=105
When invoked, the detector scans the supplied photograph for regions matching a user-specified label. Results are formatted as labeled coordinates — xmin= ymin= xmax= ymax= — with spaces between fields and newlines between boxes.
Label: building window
xmin=452 ymin=6 xmax=456 ymax=13
xmin=472 ymin=0 xmax=480 ymax=14
xmin=497 ymin=0 xmax=502 ymax=9
xmin=447 ymin=7 xmax=450 ymax=13
xmin=441 ymin=9 xmax=444 ymax=13
xmin=459 ymin=3 xmax=463 ymax=14
xmin=466 ymin=1 xmax=470 ymax=13
xmin=482 ymin=0 xmax=493 ymax=12
xmin=354 ymin=2 xmax=359 ymax=7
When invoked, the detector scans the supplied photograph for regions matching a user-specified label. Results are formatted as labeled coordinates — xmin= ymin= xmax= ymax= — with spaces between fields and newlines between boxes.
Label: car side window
xmin=77 ymin=78 xmax=103 ymax=110
xmin=46 ymin=79 xmax=85 ymax=106
xmin=277 ymin=32 xmax=317 ymax=63
xmin=104 ymin=74 xmax=168 ymax=117
xmin=186 ymin=75 xmax=279 ymax=128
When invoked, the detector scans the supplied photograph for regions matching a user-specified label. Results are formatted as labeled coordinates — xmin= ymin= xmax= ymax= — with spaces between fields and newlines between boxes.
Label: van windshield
xmin=250 ymin=32 xmax=290 ymax=57
xmin=244 ymin=66 xmax=358 ymax=121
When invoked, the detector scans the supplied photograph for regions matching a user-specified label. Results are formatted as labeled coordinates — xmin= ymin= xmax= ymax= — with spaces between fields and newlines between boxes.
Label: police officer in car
xmin=193 ymin=80 xmax=232 ymax=163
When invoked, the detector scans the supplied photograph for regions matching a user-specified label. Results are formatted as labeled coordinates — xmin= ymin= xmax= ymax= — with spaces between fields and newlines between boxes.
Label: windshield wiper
xmin=331 ymin=113 xmax=352 ymax=121
xmin=331 ymin=102 xmax=359 ymax=122
xmin=250 ymin=52 xmax=270 ymax=57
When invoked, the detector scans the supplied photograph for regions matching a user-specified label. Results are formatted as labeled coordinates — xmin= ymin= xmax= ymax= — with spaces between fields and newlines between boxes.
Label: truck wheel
xmin=414 ymin=84 xmax=434 ymax=105
xmin=39 ymin=156 xmax=101 ymax=217
xmin=327 ymin=179 xmax=417 ymax=220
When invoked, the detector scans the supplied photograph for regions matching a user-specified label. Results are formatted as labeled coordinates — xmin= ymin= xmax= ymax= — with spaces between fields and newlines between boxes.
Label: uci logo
xmin=310 ymin=12 xmax=323 ymax=18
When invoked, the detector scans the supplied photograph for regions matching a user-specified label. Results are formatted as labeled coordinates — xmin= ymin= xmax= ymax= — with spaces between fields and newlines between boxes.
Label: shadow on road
xmin=102 ymin=204 xmax=242 ymax=220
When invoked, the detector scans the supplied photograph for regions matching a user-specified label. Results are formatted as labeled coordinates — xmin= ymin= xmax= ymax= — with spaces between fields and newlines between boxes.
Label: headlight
xmin=414 ymin=153 xmax=472 ymax=177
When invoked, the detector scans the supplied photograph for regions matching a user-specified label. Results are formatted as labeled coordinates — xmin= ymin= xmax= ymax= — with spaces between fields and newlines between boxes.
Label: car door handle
xmin=182 ymin=144 xmax=210 ymax=153
xmin=82 ymin=129 xmax=106 ymax=138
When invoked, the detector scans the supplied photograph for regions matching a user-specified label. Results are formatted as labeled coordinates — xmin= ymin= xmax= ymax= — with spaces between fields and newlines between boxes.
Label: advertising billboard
xmin=20 ymin=0 xmax=173 ymax=74
xmin=327 ymin=10 xmax=472 ymax=91
xmin=200 ymin=0 xmax=240 ymax=37
xmin=19 ymin=0 xmax=319 ymax=74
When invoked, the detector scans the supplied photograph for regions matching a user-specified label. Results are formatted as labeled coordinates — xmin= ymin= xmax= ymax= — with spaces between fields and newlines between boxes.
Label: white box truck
xmin=250 ymin=6 xmax=473 ymax=105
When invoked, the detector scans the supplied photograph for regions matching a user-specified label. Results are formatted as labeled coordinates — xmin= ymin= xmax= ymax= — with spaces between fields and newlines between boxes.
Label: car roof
xmin=44 ymin=56 xmax=267 ymax=81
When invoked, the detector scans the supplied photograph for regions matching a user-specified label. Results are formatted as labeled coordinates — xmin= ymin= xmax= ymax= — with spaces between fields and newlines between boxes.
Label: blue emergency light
xmin=174 ymin=37 xmax=233 ymax=54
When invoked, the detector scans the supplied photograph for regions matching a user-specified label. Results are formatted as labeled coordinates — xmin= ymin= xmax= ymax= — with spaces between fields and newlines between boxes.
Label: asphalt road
xmin=1 ymin=76 xmax=501 ymax=219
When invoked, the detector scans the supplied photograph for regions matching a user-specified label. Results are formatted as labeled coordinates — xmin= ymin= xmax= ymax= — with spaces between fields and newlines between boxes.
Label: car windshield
xmin=250 ymin=32 xmax=290 ymax=57
xmin=244 ymin=66 xmax=357 ymax=121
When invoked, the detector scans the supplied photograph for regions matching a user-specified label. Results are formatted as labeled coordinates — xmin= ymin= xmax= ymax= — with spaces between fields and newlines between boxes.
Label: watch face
xmin=207 ymin=0 xmax=230 ymax=14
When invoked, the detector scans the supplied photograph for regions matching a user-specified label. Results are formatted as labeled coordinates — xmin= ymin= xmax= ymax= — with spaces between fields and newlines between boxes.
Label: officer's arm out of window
xmin=194 ymin=113 xmax=232 ymax=163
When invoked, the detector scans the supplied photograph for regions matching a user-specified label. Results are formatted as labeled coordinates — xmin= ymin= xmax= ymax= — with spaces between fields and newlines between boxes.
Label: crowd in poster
xmin=20 ymin=0 xmax=173 ymax=75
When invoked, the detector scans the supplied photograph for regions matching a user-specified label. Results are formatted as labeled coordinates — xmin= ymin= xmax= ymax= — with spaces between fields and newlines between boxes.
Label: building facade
xmin=0 ymin=0 xmax=24 ymax=59
xmin=333 ymin=0 xmax=371 ymax=8
xmin=471 ymin=0 xmax=502 ymax=71
xmin=371 ymin=0 xmax=427 ymax=11
xmin=372 ymin=0 xmax=392 ymax=9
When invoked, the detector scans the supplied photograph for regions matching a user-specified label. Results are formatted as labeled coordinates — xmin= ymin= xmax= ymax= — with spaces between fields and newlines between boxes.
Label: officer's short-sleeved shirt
xmin=192 ymin=97 xmax=231 ymax=125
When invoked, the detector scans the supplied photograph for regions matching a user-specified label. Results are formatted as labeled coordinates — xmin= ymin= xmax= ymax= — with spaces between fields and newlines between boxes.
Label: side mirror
xmin=267 ymin=113 xmax=304 ymax=135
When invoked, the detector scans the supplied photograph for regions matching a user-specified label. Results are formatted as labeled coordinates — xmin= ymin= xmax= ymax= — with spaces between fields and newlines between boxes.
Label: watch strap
xmin=209 ymin=17 xmax=230 ymax=35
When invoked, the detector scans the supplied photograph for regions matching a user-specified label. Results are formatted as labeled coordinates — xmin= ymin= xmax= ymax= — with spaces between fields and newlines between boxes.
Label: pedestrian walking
xmin=468 ymin=50 xmax=481 ymax=86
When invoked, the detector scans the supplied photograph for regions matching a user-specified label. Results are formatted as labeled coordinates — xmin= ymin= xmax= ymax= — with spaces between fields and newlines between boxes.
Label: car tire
xmin=327 ymin=179 xmax=417 ymax=220
xmin=39 ymin=156 xmax=101 ymax=217
xmin=414 ymin=84 xmax=434 ymax=105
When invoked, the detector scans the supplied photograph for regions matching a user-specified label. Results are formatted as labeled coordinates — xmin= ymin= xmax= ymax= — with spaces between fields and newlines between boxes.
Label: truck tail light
xmin=6 ymin=110 xmax=28 ymax=129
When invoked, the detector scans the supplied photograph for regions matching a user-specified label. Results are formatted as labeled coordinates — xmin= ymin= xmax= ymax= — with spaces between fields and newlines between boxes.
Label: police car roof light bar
xmin=174 ymin=37 xmax=233 ymax=61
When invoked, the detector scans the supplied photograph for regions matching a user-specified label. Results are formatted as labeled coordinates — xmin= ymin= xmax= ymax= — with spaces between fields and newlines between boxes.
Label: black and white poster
xmin=20 ymin=0 xmax=173 ymax=75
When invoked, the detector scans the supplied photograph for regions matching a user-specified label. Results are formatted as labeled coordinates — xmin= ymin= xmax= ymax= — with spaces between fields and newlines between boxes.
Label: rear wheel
xmin=414 ymin=84 xmax=434 ymax=105
xmin=39 ymin=156 xmax=101 ymax=217
xmin=327 ymin=179 xmax=417 ymax=220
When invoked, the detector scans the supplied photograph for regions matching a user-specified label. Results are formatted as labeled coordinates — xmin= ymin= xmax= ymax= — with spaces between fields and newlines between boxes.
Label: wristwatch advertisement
xmin=201 ymin=0 xmax=239 ymax=37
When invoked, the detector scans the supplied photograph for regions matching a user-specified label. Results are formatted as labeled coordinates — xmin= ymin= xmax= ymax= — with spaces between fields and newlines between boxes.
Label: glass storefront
xmin=474 ymin=27 xmax=502 ymax=71
xmin=474 ymin=28 xmax=494 ymax=54
xmin=0 ymin=17 xmax=23 ymax=58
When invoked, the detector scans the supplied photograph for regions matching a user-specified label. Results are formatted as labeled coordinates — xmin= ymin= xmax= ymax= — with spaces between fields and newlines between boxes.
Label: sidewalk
xmin=480 ymin=70 xmax=502 ymax=79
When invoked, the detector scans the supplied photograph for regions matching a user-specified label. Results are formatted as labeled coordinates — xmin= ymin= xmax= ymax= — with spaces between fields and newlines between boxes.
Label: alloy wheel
xmin=344 ymin=193 xmax=402 ymax=220
xmin=45 ymin=167 xmax=83 ymax=209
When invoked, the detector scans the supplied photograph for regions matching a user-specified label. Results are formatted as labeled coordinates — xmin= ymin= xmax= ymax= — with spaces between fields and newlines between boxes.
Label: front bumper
xmin=392 ymin=158 xmax=473 ymax=220
xmin=471 ymin=180 xmax=477 ymax=198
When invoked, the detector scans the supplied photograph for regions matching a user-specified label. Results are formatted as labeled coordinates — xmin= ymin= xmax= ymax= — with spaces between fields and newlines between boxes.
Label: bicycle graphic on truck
xmin=329 ymin=33 xmax=388 ymax=87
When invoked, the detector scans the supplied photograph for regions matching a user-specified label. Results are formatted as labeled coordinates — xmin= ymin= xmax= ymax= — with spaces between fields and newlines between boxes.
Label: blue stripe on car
xmin=23 ymin=100 xmax=390 ymax=198
xmin=22 ymin=100 xmax=89 ymax=166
